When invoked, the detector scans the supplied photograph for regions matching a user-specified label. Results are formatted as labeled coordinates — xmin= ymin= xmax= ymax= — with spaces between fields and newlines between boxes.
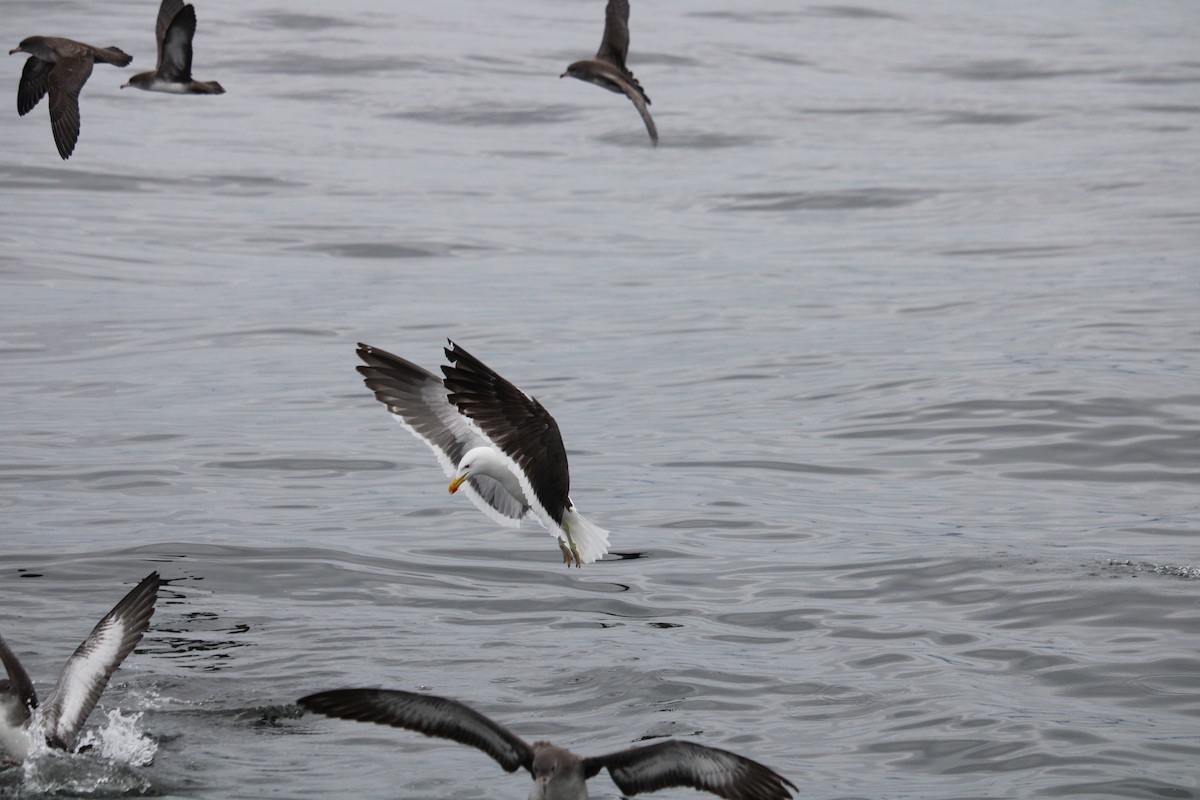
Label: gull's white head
xmin=448 ymin=446 xmax=506 ymax=494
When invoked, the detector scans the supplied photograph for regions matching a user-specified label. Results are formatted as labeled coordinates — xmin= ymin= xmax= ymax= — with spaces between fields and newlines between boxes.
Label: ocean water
xmin=1 ymin=0 xmax=1198 ymax=797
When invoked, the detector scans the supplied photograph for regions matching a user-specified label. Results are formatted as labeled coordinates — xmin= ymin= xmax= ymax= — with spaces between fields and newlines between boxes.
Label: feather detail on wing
xmin=299 ymin=689 xmax=534 ymax=774
xmin=17 ymin=57 xmax=53 ymax=116
xmin=614 ymin=75 xmax=657 ymax=144
xmin=39 ymin=572 xmax=159 ymax=748
xmin=583 ymin=740 xmax=797 ymax=800
xmin=357 ymin=342 xmax=529 ymax=525
xmin=47 ymin=57 xmax=92 ymax=160
xmin=155 ymin=0 xmax=187 ymax=69
xmin=440 ymin=341 xmax=609 ymax=563
xmin=441 ymin=341 xmax=570 ymax=525
xmin=597 ymin=0 xmax=632 ymax=69
xmin=159 ymin=1 xmax=196 ymax=81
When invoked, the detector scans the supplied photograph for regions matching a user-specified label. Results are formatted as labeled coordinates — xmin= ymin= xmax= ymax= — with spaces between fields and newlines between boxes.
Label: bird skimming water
xmin=299 ymin=688 xmax=796 ymax=800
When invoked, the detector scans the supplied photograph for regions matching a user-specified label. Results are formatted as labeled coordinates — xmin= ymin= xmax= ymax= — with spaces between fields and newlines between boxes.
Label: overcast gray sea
xmin=2 ymin=0 xmax=1198 ymax=798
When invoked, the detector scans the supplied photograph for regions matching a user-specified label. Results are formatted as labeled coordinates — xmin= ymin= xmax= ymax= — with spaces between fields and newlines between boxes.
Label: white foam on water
xmin=1106 ymin=559 xmax=1200 ymax=580
xmin=7 ymin=710 xmax=157 ymax=797
xmin=75 ymin=709 xmax=158 ymax=767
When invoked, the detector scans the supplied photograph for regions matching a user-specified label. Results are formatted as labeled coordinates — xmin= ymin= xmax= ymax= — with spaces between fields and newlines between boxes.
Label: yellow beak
xmin=448 ymin=474 xmax=468 ymax=494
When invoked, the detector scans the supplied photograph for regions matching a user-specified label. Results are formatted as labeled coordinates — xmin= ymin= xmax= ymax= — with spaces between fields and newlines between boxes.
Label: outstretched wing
xmin=17 ymin=56 xmax=53 ymax=116
xmin=583 ymin=740 xmax=797 ymax=800
xmin=299 ymin=689 xmax=534 ymax=774
xmin=46 ymin=56 xmax=93 ymax=160
xmin=40 ymin=572 xmax=159 ymax=748
xmin=356 ymin=342 xmax=528 ymax=526
xmin=158 ymin=0 xmax=196 ymax=81
xmin=155 ymin=0 xmax=185 ymax=65
xmin=597 ymin=0 xmax=631 ymax=69
xmin=441 ymin=341 xmax=570 ymax=525
xmin=614 ymin=74 xmax=656 ymax=144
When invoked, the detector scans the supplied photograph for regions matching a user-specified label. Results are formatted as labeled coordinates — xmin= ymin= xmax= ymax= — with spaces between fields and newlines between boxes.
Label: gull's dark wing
xmin=582 ymin=740 xmax=797 ymax=800
xmin=596 ymin=0 xmax=631 ymax=69
xmin=0 ymin=635 xmax=39 ymax=719
xmin=40 ymin=572 xmax=159 ymax=747
xmin=299 ymin=689 xmax=535 ymax=774
xmin=17 ymin=56 xmax=53 ymax=116
xmin=158 ymin=1 xmax=196 ymax=80
xmin=356 ymin=342 xmax=528 ymax=526
xmin=441 ymin=341 xmax=570 ymax=525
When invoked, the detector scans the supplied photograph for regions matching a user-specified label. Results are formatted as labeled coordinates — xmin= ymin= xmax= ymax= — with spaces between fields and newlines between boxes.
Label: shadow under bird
xmin=561 ymin=0 xmax=657 ymax=146
xmin=9 ymin=36 xmax=133 ymax=159
xmin=0 ymin=572 xmax=159 ymax=762
xmin=298 ymin=689 xmax=796 ymax=800
xmin=123 ymin=0 xmax=224 ymax=94
xmin=356 ymin=341 xmax=611 ymax=568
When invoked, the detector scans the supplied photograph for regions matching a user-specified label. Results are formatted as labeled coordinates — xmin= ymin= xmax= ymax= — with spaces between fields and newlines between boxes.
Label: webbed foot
xmin=562 ymin=522 xmax=582 ymax=568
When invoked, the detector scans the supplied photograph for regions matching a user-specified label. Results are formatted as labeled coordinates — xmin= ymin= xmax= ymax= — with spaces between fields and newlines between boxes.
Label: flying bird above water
xmin=356 ymin=341 xmax=610 ymax=568
xmin=298 ymin=688 xmax=797 ymax=800
xmin=9 ymin=36 xmax=133 ymax=159
xmin=561 ymin=0 xmax=657 ymax=146
xmin=0 ymin=572 xmax=159 ymax=762
xmin=123 ymin=0 xmax=224 ymax=94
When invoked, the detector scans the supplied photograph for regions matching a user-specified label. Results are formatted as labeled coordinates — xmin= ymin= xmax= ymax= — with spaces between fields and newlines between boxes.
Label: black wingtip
xmin=118 ymin=571 xmax=161 ymax=623
xmin=297 ymin=688 xmax=395 ymax=728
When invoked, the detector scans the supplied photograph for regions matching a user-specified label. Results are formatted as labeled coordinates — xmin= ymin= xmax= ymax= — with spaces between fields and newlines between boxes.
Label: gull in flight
xmin=357 ymin=341 xmax=610 ymax=567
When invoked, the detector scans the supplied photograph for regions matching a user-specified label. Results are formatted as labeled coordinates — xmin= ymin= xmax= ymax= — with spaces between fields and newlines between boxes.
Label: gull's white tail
xmin=560 ymin=508 xmax=611 ymax=566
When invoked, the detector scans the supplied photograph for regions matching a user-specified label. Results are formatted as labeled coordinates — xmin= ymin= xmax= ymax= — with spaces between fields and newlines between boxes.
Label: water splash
xmin=2 ymin=711 xmax=157 ymax=797
xmin=75 ymin=709 xmax=158 ymax=767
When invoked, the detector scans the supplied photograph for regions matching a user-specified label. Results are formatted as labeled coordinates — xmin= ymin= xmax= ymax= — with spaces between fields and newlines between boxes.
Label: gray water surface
xmin=2 ymin=0 xmax=1198 ymax=798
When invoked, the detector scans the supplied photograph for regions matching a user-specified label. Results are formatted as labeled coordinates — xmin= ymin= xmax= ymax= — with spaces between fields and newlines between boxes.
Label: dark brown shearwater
xmin=0 ymin=572 xmax=159 ymax=761
xmin=561 ymin=0 xmax=657 ymax=146
xmin=356 ymin=341 xmax=610 ymax=567
xmin=123 ymin=0 xmax=224 ymax=94
xmin=10 ymin=36 xmax=132 ymax=159
xmin=298 ymin=688 xmax=797 ymax=800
